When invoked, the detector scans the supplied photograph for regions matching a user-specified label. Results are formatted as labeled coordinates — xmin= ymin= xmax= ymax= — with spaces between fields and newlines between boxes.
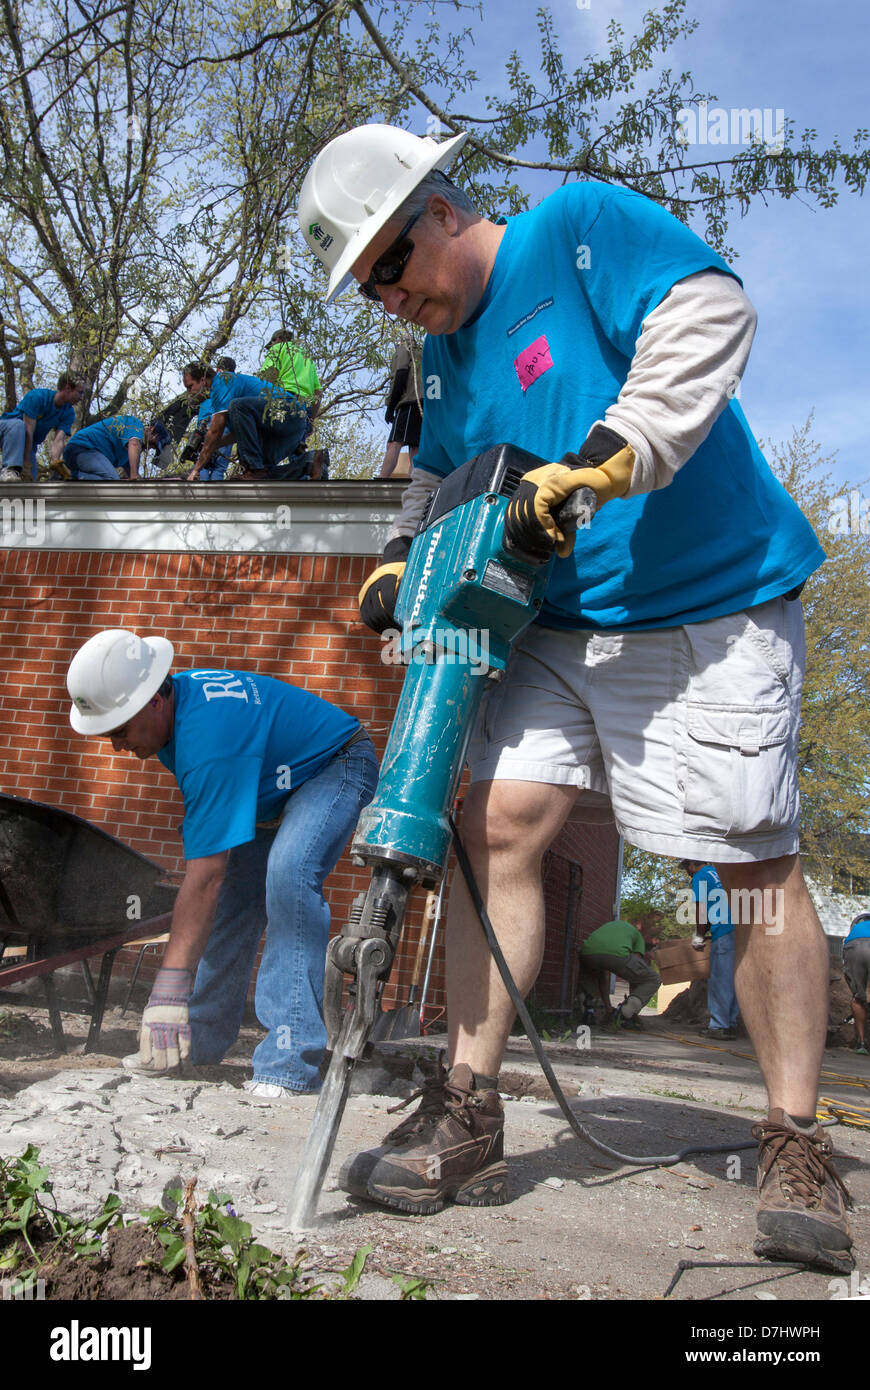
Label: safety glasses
xmin=358 ymin=210 xmax=424 ymax=302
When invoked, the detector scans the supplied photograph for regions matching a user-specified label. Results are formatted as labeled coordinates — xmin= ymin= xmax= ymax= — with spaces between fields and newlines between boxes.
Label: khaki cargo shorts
xmin=466 ymin=595 xmax=805 ymax=865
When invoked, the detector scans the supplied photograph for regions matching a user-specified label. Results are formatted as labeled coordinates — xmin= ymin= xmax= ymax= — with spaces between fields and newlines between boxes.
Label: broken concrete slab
xmin=1 ymin=1007 xmax=868 ymax=1301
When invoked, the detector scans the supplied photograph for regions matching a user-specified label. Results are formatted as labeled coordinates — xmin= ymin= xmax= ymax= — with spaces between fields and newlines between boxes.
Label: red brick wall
xmin=0 ymin=547 xmax=619 ymax=1025
xmin=535 ymin=822 xmax=621 ymax=1011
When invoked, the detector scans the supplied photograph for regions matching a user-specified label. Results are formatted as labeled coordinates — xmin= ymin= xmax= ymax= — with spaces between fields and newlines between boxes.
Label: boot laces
xmin=384 ymin=1067 xmax=474 ymax=1145
xmin=753 ymin=1119 xmax=852 ymax=1210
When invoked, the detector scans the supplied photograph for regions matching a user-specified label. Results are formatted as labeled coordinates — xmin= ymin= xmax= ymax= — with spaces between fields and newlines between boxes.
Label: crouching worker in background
xmin=66 ymin=630 xmax=379 ymax=1097
xmin=577 ymin=916 xmax=661 ymax=1030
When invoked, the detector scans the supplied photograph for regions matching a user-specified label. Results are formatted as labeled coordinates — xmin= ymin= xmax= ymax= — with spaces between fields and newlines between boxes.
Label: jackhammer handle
xmin=554 ymin=484 xmax=598 ymax=543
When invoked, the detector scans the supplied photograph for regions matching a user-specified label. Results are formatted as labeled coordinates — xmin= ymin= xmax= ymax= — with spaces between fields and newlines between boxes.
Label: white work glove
xmin=691 ymin=934 xmax=707 ymax=951
xmin=139 ymin=966 xmax=194 ymax=1070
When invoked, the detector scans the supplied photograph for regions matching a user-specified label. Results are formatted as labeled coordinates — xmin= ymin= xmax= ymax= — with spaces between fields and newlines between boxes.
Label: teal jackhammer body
xmin=287 ymin=444 xmax=595 ymax=1227
xmin=352 ymin=443 xmax=564 ymax=882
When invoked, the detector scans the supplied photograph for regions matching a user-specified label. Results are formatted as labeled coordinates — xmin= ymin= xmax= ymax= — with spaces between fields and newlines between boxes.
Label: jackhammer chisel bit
xmin=287 ymin=445 xmax=595 ymax=1227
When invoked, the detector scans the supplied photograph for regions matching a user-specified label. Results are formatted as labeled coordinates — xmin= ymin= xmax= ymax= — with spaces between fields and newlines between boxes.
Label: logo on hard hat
xmin=308 ymin=222 xmax=334 ymax=251
xmin=74 ymin=696 xmax=93 ymax=709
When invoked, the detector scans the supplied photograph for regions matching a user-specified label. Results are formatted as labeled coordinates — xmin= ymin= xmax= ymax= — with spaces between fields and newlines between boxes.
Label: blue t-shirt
xmin=691 ymin=865 xmax=733 ymax=940
xmin=844 ymin=918 xmax=870 ymax=946
xmin=416 ymin=182 xmax=824 ymax=631
xmin=1 ymin=388 xmax=75 ymax=457
xmin=156 ymin=670 xmax=359 ymax=859
xmin=206 ymin=372 xmax=295 ymax=416
xmin=64 ymin=416 xmax=144 ymax=467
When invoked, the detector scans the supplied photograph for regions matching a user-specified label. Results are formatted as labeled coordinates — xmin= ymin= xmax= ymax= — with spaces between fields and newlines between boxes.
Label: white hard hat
xmin=67 ymin=629 xmax=174 ymax=735
xmin=298 ymin=123 xmax=468 ymax=303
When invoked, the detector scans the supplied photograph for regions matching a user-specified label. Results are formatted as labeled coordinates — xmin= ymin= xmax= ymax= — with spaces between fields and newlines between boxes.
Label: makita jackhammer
xmin=287 ymin=444 xmax=595 ymax=1227
xmin=287 ymin=442 xmax=763 ymax=1228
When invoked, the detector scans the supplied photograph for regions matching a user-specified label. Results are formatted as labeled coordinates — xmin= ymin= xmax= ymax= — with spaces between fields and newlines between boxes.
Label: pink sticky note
xmin=513 ymin=335 xmax=554 ymax=392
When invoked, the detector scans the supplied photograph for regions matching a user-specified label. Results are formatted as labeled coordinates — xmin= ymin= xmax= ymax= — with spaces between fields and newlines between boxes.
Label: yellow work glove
xmin=504 ymin=425 xmax=635 ymax=559
xmin=358 ymin=537 xmax=411 ymax=634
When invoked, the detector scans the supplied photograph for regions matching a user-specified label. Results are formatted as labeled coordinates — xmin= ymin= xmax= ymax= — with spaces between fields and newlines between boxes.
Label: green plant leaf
xmin=340 ymin=1244 xmax=372 ymax=1295
xmin=391 ymin=1274 xmax=430 ymax=1300
xmin=206 ymin=1212 xmax=251 ymax=1252
xmin=160 ymin=1238 xmax=187 ymax=1273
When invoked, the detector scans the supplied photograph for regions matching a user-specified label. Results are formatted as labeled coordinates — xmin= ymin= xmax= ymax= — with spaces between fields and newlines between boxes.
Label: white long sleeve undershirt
xmin=603 ymin=268 xmax=757 ymax=496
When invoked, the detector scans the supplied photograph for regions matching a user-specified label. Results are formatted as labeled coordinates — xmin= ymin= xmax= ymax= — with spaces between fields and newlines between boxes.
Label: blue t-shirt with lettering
xmin=416 ymin=182 xmax=824 ymax=630
xmin=156 ymin=671 xmax=359 ymax=859
xmin=691 ymin=865 xmax=734 ymax=940
xmin=64 ymin=416 xmax=144 ymax=468
xmin=1 ymin=388 xmax=75 ymax=458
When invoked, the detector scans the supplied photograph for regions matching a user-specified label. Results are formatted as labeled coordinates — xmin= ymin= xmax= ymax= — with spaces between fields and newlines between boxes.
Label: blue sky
xmin=401 ymin=0 xmax=868 ymax=493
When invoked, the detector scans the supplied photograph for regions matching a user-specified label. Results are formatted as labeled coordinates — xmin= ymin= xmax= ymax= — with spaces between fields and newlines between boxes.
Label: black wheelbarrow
xmin=0 ymin=793 xmax=177 ymax=1052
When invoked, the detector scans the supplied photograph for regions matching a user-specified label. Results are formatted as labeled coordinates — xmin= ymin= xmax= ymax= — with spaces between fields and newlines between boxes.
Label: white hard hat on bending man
xmin=67 ymin=629 xmax=174 ymax=737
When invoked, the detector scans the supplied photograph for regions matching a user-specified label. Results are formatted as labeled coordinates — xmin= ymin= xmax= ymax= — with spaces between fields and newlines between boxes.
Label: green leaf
xmin=90 ymin=1193 xmax=123 ymax=1234
xmin=235 ymin=1254 xmax=252 ymax=1298
xmin=160 ymin=1238 xmax=187 ymax=1273
xmin=72 ymin=1240 xmax=102 ymax=1258
xmin=340 ymin=1244 xmax=372 ymax=1295
xmin=207 ymin=1212 xmax=251 ymax=1252
xmin=391 ymin=1274 xmax=430 ymax=1301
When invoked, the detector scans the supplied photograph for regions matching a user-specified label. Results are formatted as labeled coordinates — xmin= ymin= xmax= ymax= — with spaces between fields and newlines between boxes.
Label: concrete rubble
xmin=1 ymin=1015 xmax=868 ymax=1300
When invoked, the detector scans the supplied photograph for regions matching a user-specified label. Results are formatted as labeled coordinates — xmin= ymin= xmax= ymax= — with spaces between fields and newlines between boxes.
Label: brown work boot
xmin=753 ymin=1109 xmax=854 ymax=1273
xmin=339 ymin=1059 xmax=508 ymax=1214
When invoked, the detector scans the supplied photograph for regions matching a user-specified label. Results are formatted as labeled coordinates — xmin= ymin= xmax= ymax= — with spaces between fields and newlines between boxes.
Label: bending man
xmin=66 ymin=630 xmax=378 ymax=1096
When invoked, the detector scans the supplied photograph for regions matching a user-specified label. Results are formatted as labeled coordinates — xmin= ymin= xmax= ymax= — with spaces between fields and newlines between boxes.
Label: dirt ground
xmin=1 ymin=990 xmax=868 ymax=1307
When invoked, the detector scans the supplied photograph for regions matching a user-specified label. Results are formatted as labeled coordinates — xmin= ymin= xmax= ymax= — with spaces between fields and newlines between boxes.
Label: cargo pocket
xmin=683 ymin=703 xmax=797 ymax=838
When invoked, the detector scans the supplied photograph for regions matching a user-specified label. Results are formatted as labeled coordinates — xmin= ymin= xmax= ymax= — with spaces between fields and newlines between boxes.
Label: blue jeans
xmin=65 ymin=447 xmax=119 ymax=481
xmin=0 ymin=418 xmax=37 ymax=479
xmin=708 ymin=932 xmax=738 ymax=1030
xmin=226 ymin=394 xmax=309 ymax=477
xmin=188 ymin=737 xmax=379 ymax=1090
xmin=198 ymin=447 xmax=231 ymax=481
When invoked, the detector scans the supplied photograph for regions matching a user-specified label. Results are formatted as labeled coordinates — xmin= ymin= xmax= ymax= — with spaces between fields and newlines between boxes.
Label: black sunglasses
xmin=358 ymin=210 xmax=424 ymax=302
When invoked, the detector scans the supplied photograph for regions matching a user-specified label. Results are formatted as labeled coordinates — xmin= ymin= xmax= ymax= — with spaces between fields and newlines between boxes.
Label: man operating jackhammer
xmin=297 ymin=124 xmax=853 ymax=1272
xmin=66 ymin=630 xmax=378 ymax=1096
